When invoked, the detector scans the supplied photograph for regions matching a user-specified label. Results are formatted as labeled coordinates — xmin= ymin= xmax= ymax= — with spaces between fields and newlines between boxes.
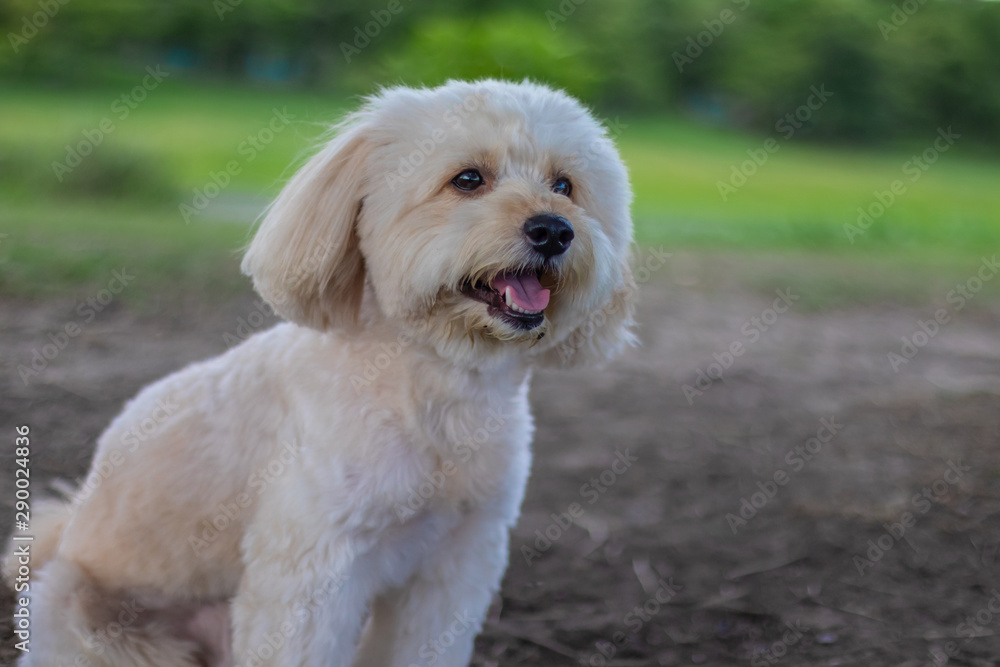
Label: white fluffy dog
xmin=8 ymin=79 xmax=635 ymax=666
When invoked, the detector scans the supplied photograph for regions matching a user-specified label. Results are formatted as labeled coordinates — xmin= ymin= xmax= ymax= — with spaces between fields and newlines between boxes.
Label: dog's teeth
xmin=500 ymin=286 xmax=543 ymax=316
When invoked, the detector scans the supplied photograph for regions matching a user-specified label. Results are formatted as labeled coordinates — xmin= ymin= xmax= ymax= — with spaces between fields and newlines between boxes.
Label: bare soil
xmin=2 ymin=252 xmax=1000 ymax=666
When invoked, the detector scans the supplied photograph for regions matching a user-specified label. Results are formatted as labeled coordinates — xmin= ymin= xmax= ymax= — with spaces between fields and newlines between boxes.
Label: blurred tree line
xmin=3 ymin=0 xmax=999 ymax=147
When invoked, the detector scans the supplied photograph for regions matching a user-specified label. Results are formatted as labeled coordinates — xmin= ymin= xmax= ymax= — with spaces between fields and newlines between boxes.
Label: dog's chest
xmin=409 ymin=396 xmax=532 ymax=516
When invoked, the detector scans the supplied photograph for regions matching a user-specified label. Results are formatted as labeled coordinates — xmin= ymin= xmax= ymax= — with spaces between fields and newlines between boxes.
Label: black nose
xmin=524 ymin=214 xmax=574 ymax=258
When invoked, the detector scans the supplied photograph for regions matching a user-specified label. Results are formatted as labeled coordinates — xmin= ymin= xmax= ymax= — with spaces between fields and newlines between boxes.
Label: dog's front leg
xmin=230 ymin=543 xmax=370 ymax=667
xmin=353 ymin=511 xmax=510 ymax=667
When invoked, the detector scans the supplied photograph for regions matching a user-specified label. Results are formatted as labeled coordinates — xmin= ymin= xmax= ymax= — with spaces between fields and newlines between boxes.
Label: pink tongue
xmin=492 ymin=272 xmax=550 ymax=311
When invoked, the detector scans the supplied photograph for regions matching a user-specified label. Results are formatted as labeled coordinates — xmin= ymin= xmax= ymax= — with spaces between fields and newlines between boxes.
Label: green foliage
xmin=3 ymin=0 xmax=1000 ymax=146
xmin=368 ymin=12 xmax=599 ymax=100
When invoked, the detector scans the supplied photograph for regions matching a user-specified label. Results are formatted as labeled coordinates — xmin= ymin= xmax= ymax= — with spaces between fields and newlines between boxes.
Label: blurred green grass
xmin=1 ymin=82 xmax=999 ymax=300
xmin=624 ymin=120 xmax=1000 ymax=250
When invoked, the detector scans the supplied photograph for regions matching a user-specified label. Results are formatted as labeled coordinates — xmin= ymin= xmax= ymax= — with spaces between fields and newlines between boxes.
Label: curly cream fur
xmin=7 ymin=79 xmax=635 ymax=667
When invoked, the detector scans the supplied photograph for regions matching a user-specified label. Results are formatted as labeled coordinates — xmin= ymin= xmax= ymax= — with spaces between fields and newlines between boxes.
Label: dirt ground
xmin=2 ymin=251 xmax=1000 ymax=666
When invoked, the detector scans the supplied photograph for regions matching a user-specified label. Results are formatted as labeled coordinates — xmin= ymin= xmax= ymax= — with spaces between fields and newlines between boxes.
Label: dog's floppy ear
xmin=242 ymin=116 xmax=372 ymax=331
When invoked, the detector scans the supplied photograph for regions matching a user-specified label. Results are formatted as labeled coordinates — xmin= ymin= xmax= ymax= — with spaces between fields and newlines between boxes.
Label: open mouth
xmin=461 ymin=269 xmax=551 ymax=330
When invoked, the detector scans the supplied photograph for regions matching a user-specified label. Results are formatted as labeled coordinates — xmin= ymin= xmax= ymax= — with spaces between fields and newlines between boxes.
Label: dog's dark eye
xmin=452 ymin=169 xmax=484 ymax=192
xmin=552 ymin=177 xmax=572 ymax=197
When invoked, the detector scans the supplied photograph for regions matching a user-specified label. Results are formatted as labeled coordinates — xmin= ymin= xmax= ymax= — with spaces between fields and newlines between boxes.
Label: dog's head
xmin=243 ymin=79 xmax=635 ymax=368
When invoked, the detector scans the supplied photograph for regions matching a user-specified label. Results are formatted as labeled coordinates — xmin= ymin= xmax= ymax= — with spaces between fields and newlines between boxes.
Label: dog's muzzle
xmin=461 ymin=268 xmax=551 ymax=330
